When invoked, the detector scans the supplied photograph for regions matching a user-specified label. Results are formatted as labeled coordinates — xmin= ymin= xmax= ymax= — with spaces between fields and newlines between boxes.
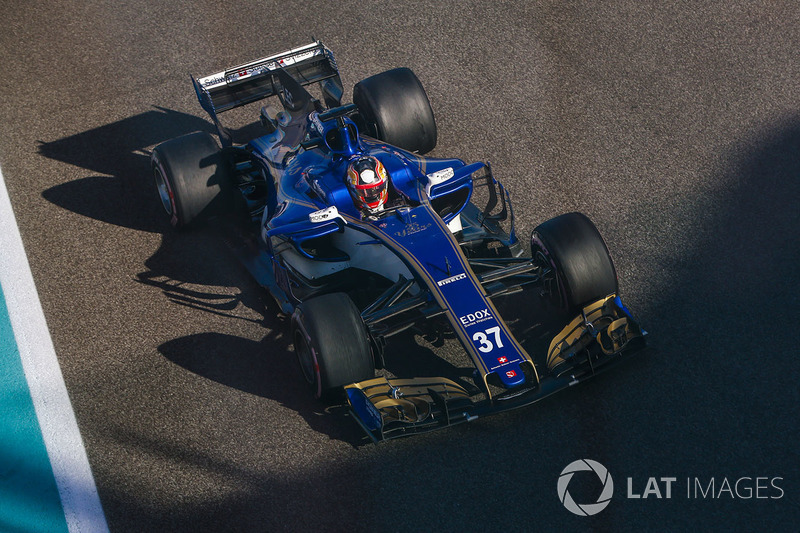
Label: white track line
xmin=0 ymin=165 xmax=108 ymax=533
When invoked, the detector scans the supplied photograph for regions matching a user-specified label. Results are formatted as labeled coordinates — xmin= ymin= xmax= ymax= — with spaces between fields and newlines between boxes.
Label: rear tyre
xmin=531 ymin=212 xmax=618 ymax=315
xmin=353 ymin=68 xmax=437 ymax=154
xmin=291 ymin=293 xmax=375 ymax=400
xmin=151 ymin=131 xmax=233 ymax=228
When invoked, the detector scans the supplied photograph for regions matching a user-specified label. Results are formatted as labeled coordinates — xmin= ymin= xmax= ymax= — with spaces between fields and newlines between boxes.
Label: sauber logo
xmin=459 ymin=308 xmax=493 ymax=327
xmin=436 ymin=273 xmax=466 ymax=287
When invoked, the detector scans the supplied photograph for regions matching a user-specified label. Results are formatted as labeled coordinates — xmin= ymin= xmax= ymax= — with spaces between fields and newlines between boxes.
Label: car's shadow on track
xmin=157 ymin=330 xmax=363 ymax=444
xmin=38 ymin=107 xmax=266 ymax=236
xmin=39 ymin=107 xmax=214 ymax=233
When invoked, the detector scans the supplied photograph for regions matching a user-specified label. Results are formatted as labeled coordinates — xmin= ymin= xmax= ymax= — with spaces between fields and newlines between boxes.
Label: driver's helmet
xmin=346 ymin=156 xmax=389 ymax=213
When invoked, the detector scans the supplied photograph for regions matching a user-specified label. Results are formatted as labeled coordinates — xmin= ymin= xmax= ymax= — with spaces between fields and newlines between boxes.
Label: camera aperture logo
xmin=558 ymin=459 xmax=614 ymax=516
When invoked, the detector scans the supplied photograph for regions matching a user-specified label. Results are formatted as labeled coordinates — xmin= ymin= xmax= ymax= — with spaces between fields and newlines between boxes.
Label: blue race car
xmin=151 ymin=42 xmax=645 ymax=442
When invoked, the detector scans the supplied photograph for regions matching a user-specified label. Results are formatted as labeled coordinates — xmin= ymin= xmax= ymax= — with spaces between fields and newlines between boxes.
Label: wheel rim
xmin=153 ymin=165 xmax=174 ymax=216
xmin=294 ymin=330 xmax=316 ymax=387
xmin=533 ymin=242 xmax=568 ymax=311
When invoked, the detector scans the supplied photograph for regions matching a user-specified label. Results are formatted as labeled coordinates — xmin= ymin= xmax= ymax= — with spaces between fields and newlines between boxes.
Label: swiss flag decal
xmin=497 ymin=356 xmax=508 ymax=364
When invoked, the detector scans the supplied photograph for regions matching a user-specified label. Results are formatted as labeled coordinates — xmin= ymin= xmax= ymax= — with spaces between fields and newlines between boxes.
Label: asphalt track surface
xmin=1 ymin=1 xmax=799 ymax=531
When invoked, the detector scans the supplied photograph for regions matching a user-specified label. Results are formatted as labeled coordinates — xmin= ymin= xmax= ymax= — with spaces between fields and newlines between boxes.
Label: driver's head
xmin=347 ymin=156 xmax=388 ymax=213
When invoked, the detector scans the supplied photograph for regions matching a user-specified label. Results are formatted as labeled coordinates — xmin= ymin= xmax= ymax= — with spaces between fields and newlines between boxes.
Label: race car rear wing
xmin=191 ymin=41 xmax=343 ymax=145
xmin=193 ymin=41 xmax=342 ymax=113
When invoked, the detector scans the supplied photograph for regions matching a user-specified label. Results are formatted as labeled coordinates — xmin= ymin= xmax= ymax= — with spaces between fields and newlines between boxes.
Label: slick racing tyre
xmin=353 ymin=68 xmax=437 ymax=155
xmin=532 ymin=212 xmax=619 ymax=315
xmin=151 ymin=131 xmax=234 ymax=228
xmin=291 ymin=292 xmax=375 ymax=400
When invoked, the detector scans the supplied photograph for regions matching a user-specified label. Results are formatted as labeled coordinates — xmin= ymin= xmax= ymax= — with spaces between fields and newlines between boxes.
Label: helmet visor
xmin=359 ymin=182 xmax=386 ymax=206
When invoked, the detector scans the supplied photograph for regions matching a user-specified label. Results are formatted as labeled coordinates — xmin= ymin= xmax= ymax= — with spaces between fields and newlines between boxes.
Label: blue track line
xmin=0 ymin=165 xmax=108 ymax=532
xmin=0 ymin=283 xmax=69 ymax=533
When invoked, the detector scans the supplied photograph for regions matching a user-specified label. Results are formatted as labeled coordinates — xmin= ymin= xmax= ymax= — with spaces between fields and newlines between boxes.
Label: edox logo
xmin=557 ymin=459 xmax=614 ymax=516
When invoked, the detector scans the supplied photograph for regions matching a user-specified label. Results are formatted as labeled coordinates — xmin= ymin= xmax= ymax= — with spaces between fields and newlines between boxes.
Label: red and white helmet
xmin=346 ymin=156 xmax=389 ymax=213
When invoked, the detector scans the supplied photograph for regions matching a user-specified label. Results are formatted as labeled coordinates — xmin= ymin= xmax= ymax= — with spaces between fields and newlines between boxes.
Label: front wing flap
xmin=346 ymin=295 xmax=646 ymax=442
xmin=546 ymin=295 xmax=644 ymax=376
xmin=345 ymin=377 xmax=476 ymax=443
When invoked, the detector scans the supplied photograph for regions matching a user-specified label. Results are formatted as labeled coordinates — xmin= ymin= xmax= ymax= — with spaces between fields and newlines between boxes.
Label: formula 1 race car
xmin=151 ymin=42 xmax=645 ymax=442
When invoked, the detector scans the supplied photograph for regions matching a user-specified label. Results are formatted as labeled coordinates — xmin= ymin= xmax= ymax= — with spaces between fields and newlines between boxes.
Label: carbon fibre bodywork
xmin=183 ymin=42 xmax=645 ymax=442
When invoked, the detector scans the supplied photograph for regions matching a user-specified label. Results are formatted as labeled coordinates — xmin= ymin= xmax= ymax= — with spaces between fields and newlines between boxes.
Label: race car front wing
xmin=345 ymin=295 xmax=646 ymax=442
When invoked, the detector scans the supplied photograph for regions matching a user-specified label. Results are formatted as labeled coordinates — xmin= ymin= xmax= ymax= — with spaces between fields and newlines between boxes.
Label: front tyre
xmin=151 ymin=131 xmax=233 ymax=228
xmin=532 ymin=212 xmax=619 ymax=315
xmin=291 ymin=293 xmax=375 ymax=400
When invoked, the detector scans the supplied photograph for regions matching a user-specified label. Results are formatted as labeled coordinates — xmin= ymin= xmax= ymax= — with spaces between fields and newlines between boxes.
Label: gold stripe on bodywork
xmin=412 ymin=180 xmax=538 ymax=381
